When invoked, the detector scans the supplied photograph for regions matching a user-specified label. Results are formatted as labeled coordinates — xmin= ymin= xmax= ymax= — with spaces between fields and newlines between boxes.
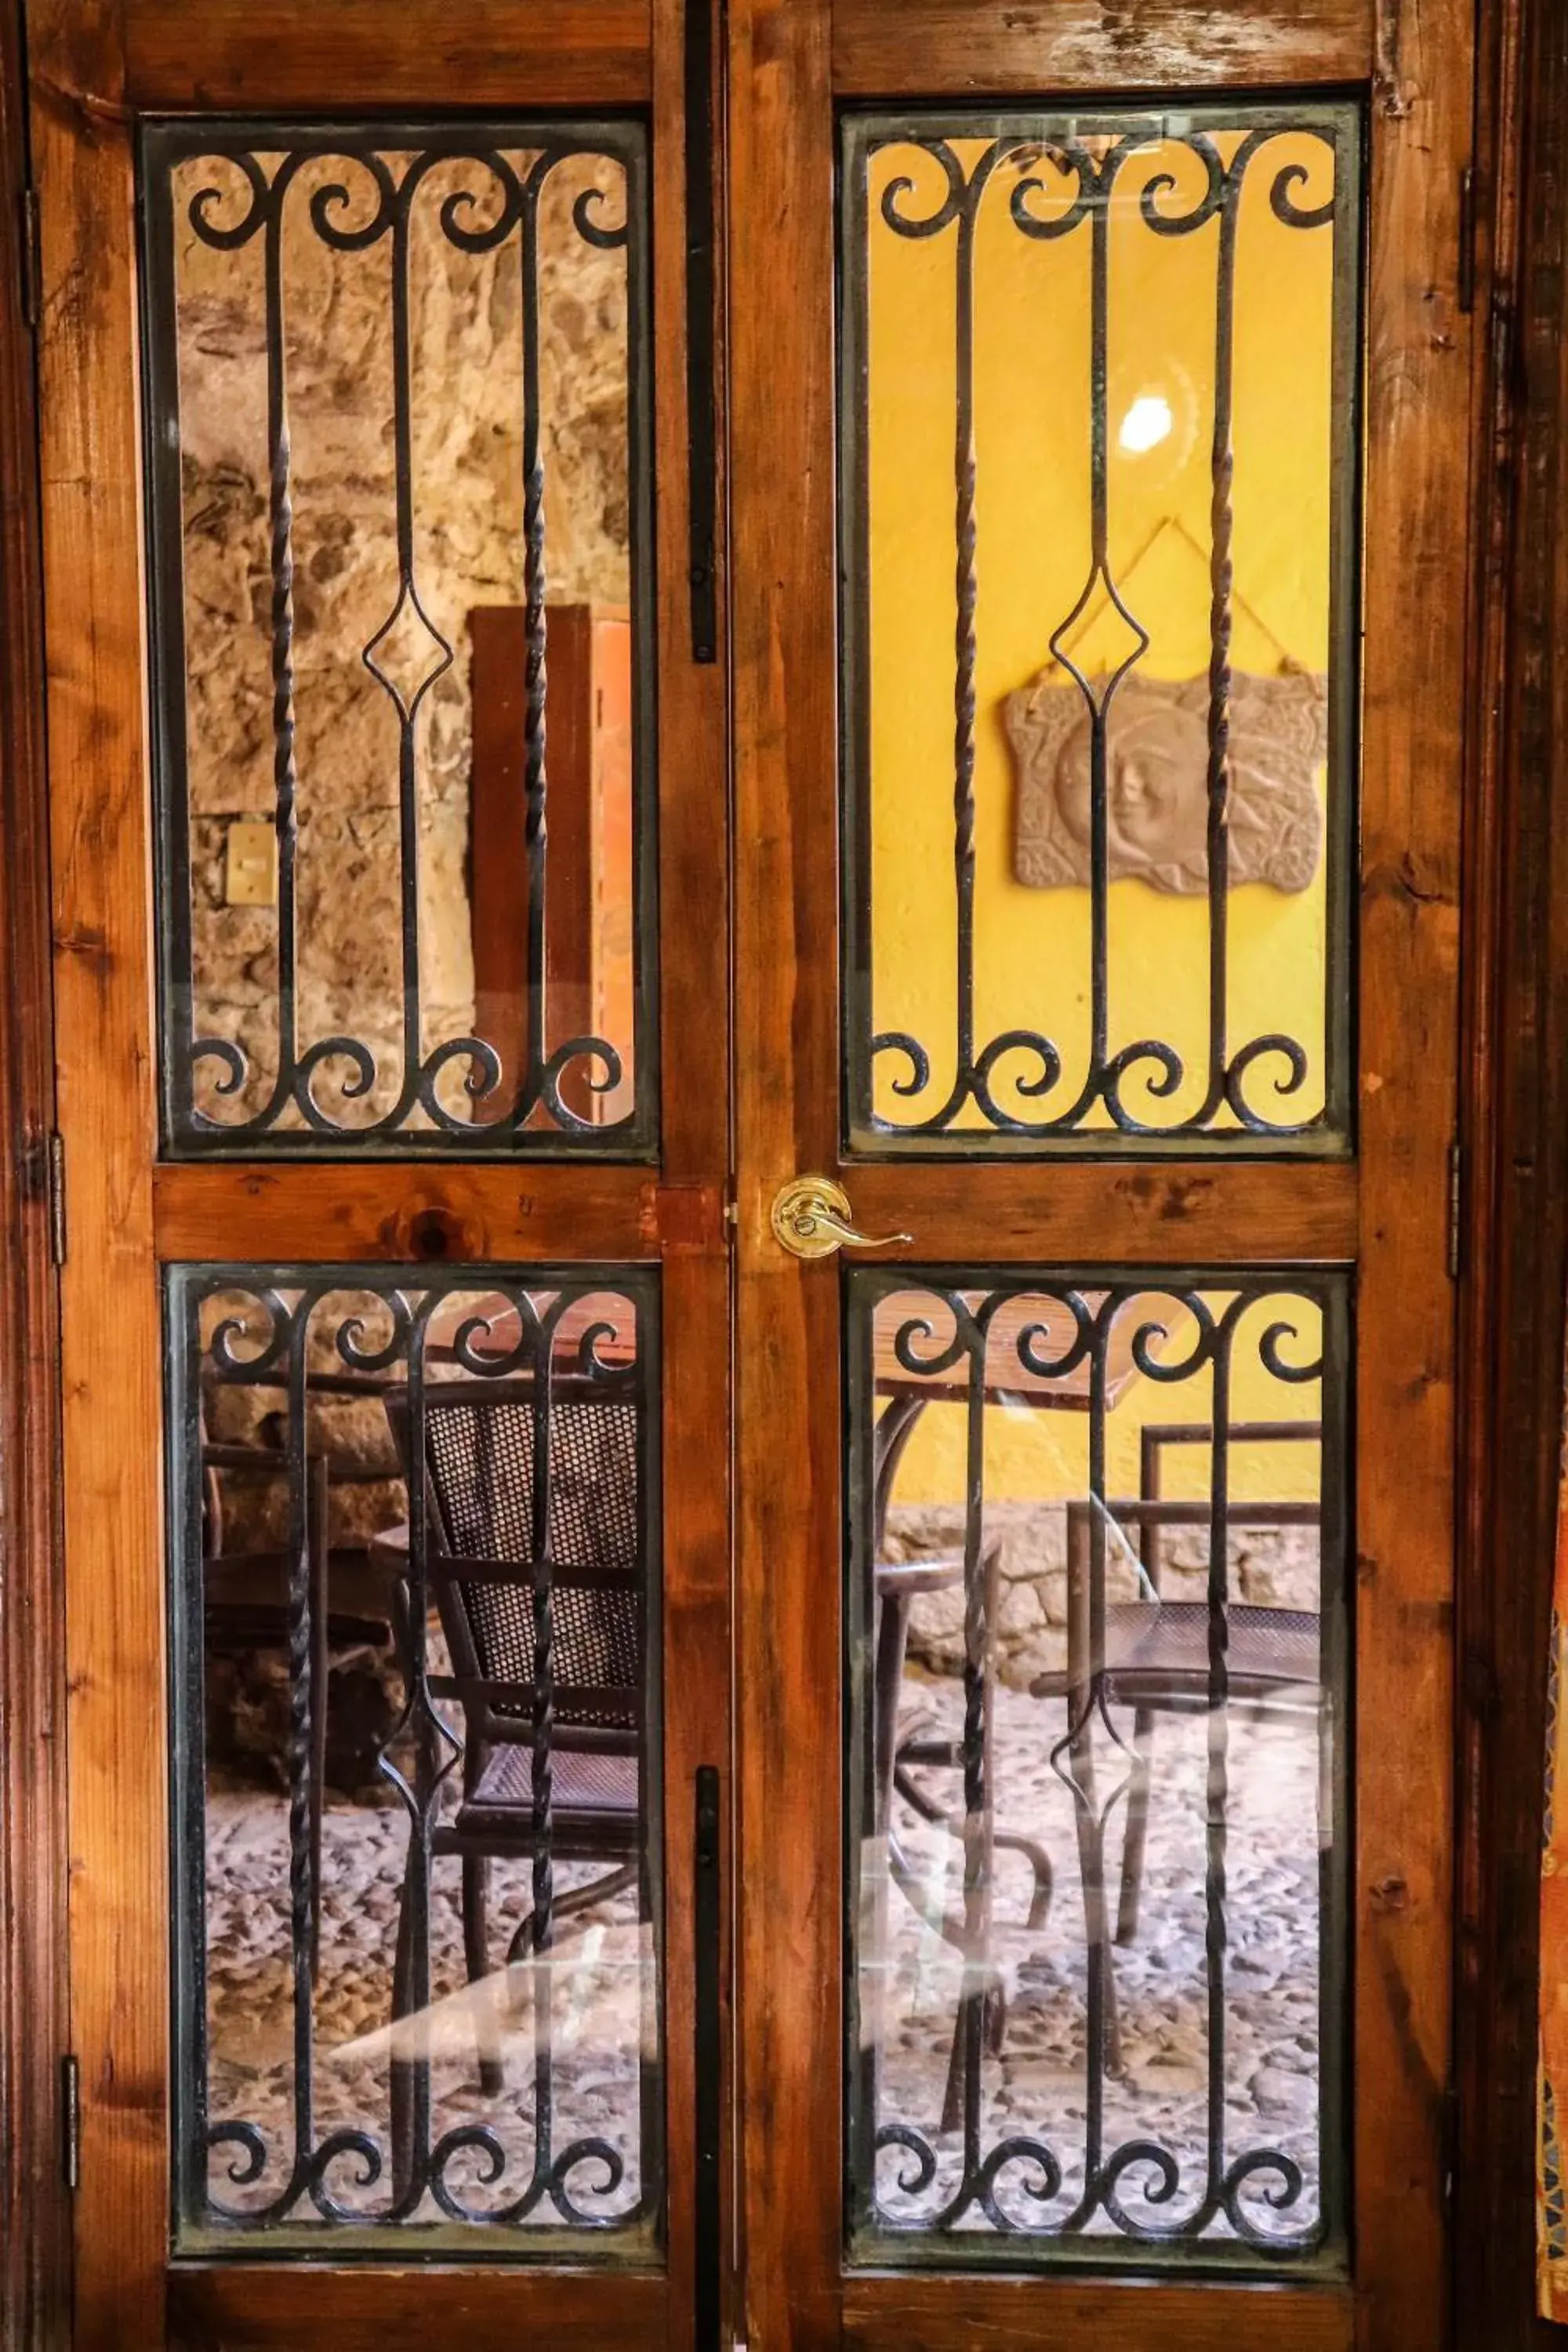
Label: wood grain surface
xmin=29 ymin=2 xmax=167 ymax=2339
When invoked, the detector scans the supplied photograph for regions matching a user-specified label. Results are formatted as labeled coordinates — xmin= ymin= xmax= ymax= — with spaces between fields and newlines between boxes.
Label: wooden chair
xmin=380 ymin=1374 xmax=646 ymax=2126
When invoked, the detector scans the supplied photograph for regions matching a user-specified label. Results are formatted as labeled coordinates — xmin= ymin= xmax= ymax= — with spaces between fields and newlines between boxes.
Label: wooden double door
xmin=27 ymin=0 xmax=1470 ymax=2344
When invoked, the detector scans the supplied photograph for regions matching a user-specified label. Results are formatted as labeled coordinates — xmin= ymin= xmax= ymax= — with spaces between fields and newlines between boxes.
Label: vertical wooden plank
xmin=587 ymin=610 xmax=637 ymax=1129
xmin=536 ymin=605 xmax=595 ymax=1116
xmin=27 ymin=2 xmax=167 ymax=2343
xmin=470 ymin=602 xmax=637 ymax=1127
xmin=1453 ymin=0 xmax=1568 ymax=2343
xmin=650 ymin=0 xmax=731 ymax=2339
xmin=729 ymin=0 xmax=840 ymax=2346
xmin=657 ymin=1245 xmax=732 ymax=2347
xmin=0 ymin=0 xmax=71 ymax=2340
xmin=469 ymin=604 xmax=534 ymax=1117
xmin=652 ymin=0 xmax=728 ymax=1192
xmin=1357 ymin=4 xmax=1474 ymax=2344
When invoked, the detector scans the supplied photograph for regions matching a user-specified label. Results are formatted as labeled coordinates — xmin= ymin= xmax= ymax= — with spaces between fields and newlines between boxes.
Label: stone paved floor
xmin=204 ymin=1784 xmax=651 ymax=2231
xmin=202 ymin=1671 xmax=1328 ymax=2253
xmin=862 ymin=1671 xmax=1327 ymax=2252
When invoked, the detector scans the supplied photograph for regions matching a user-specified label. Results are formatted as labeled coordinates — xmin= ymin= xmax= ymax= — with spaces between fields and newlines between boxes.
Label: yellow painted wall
xmin=865 ymin=130 xmax=1337 ymax=1507
xmin=878 ymin=1291 xmax=1325 ymax=1512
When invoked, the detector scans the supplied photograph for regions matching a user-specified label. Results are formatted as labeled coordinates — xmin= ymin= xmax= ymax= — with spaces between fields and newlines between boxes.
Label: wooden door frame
xmin=2 ymin=0 xmax=1568 ymax=2345
xmin=1453 ymin=0 xmax=1568 ymax=2344
xmin=0 ymin=0 xmax=70 ymax=2343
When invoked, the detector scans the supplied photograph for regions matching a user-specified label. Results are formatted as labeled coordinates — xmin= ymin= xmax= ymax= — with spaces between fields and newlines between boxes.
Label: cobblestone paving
xmin=202 ymin=1671 xmax=1328 ymax=2253
xmin=203 ymin=1782 xmax=651 ymax=2231
xmin=863 ymin=1671 xmax=1327 ymax=2253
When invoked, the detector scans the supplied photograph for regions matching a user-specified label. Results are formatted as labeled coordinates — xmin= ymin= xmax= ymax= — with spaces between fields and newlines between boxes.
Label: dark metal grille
xmin=141 ymin=122 xmax=656 ymax=1156
xmin=844 ymin=1267 xmax=1349 ymax=2272
xmin=423 ymin=1389 xmax=642 ymax=1733
xmin=840 ymin=106 xmax=1362 ymax=1155
xmin=167 ymin=1265 xmax=661 ymax=2257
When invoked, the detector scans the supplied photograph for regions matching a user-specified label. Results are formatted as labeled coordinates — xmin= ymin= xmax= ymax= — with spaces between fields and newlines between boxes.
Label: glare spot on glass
xmin=1118 ymin=391 xmax=1174 ymax=455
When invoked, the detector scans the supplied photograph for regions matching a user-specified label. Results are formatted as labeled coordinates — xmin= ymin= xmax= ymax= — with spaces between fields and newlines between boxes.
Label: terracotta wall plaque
xmin=1005 ymin=668 xmax=1329 ymax=894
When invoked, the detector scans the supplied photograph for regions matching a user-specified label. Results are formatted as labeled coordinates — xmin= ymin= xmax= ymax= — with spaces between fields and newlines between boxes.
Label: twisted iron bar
xmin=522 ymin=169 xmax=552 ymax=1107
xmin=862 ymin=122 xmax=1341 ymax=1142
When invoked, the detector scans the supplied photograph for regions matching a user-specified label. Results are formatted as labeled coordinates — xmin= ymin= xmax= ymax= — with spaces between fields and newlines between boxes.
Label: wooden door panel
xmin=731 ymin=0 xmax=1470 ymax=2343
xmin=28 ymin=0 xmax=1475 ymax=2332
xmin=30 ymin=0 xmax=728 ymax=2340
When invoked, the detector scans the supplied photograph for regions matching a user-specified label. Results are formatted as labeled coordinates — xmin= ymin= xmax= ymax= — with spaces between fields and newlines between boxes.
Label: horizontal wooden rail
xmin=151 ymin=1165 xmax=727 ymax=1265
xmin=841 ymin=2272 xmax=1353 ymax=2351
xmin=167 ymin=2263 xmax=666 ymax=2351
xmin=831 ymin=0 xmax=1370 ymax=96
xmin=121 ymin=0 xmax=652 ymax=108
xmin=775 ymin=1159 xmax=1360 ymax=1265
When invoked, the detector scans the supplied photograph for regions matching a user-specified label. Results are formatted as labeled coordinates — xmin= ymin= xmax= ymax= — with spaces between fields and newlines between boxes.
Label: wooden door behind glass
xmin=29 ymin=2 xmax=726 ymax=2345
xmin=732 ymin=1 xmax=1467 ymax=2347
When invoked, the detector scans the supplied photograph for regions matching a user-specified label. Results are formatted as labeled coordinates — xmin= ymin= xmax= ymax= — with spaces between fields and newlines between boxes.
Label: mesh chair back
xmin=412 ymin=1379 xmax=642 ymax=1736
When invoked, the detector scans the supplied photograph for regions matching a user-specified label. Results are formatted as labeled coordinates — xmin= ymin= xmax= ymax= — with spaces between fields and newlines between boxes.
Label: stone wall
xmin=175 ymin=148 xmax=632 ymax=1124
xmin=882 ymin=1501 xmax=1322 ymax=1690
xmin=183 ymin=152 xmax=637 ymax=1779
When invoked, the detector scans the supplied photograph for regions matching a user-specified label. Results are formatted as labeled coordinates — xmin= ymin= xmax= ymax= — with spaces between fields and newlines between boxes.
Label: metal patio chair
xmin=380 ymin=1374 xmax=646 ymax=2141
xmin=1031 ymin=1421 xmax=1325 ymax=2003
xmin=869 ymin=1396 xmax=1053 ymax=2131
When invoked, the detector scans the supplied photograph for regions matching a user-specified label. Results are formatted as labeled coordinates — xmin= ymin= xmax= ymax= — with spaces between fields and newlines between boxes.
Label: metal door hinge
xmin=1457 ymin=165 xmax=1476 ymax=315
xmin=47 ymin=1131 xmax=67 ymax=1267
xmin=17 ymin=185 xmax=39 ymax=330
xmin=60 ymin=2054 xmax=80 ymax=2190
xmin=1447 ymin=1138 xmax=1464 ymax=1282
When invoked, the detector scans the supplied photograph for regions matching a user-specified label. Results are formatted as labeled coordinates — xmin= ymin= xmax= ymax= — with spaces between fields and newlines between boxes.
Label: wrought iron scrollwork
xmin=848 ymin=1268 xmax=1348 ymax=2263
xmin=143 ymin=123 xmax=653 ymax=1155
xmin=844 ymin=111 xmax=1354 ymax=1149
xmin=172 ymin=1265 xmax=658 ymax=2247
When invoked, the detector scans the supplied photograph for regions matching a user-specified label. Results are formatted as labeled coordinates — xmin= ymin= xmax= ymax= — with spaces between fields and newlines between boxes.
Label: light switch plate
xmin=225 ymin=819 xmax=279 ymax=907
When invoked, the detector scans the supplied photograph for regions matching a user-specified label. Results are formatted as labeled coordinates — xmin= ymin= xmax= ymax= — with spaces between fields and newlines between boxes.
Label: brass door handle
xmin=769 ymin=1175 xmax=911 ymax=1261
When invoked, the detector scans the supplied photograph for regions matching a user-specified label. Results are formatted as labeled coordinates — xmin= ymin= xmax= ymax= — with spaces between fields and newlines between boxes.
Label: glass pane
xmin=845 ymin=1269 xmax=1348 ymax=2271
xmin=169 ymin=1266 xmax=662 ymax=2257
xmin=142 ymin=122 xmax=655 ymax=1155
xmin=840 ymin=105 xmax=1359 ymax=1152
